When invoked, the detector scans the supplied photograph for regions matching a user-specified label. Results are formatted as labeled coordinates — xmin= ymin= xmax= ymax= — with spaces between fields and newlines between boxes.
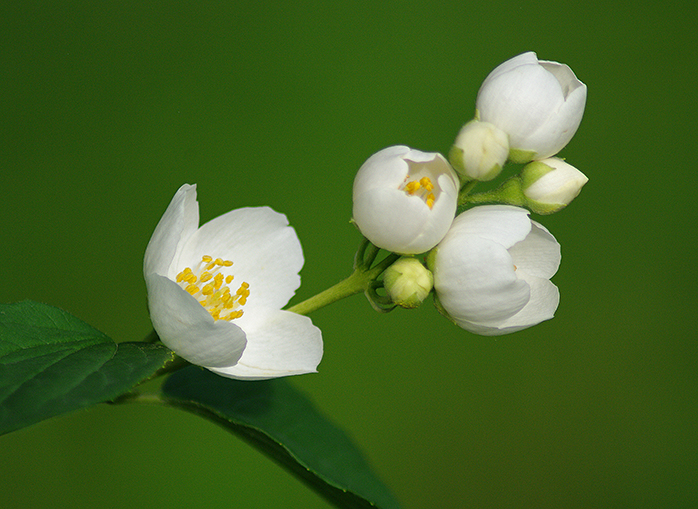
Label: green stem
xmin=287 ymin=253 xmax=399 ymax=316
xmin=459 ymin=176 xmax=526 ymax=208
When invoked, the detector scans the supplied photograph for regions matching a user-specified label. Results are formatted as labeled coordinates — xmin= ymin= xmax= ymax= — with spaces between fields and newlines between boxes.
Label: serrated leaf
xmin=0 ymin=301 xmax=173 ymax=435
xmin=163 ymin=367 xmax=400 ymax=509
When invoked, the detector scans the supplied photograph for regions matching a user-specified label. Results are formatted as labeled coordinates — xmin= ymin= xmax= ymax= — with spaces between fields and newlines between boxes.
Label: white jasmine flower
xmin=476 ymin=52 xmax=587 ymax=163
xmin=352 ymin=146 xmax=460 ymax=254
xmin=144 ymin=184 xmax=322 ymax=380
xmin=432 ymin=205 xmax=560 ymax=335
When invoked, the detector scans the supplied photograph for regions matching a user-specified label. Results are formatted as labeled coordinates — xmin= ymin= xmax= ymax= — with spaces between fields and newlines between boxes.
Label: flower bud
xmin=383 ymin=257 xmax=434 ymax=309
xmin=352 ymin=146 xmax=460 ymax=254
xmin=449 ymin=120 xmax=509 ymax=181
xmin=521 ymin=157 xmax=588 ymax=214
xmin=476 ymin=52 xmax=587 ymax=163
xmin=432 ymin=205 xmax=561 ymax=336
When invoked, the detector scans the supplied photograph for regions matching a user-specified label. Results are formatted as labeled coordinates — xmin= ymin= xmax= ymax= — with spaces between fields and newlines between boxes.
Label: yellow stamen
xmin=404 ymin=181 xmax=421 ymax=194
xmin=420 ymin=177 xmax=434 ymax=191
xmin=174 ymin=255 xmax=249 ymax=322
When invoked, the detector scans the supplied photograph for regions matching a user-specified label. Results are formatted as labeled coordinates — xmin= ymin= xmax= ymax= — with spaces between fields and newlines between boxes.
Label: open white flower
xmin=144 ymin=184 xmax=322 ymax=380
xmin=431 ymin=205 xmax=560 ymax=336
xmin=476 ymin=52 xmax=587 ymax=163
xmin=352 ymin=146 xmax=460 ymax=254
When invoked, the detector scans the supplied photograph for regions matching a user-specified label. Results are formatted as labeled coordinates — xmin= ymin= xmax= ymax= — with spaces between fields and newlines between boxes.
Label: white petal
xmin=144 ymin=184 xmax=199 ymax=277
xmin=177 ymin=207 xmax=303 ymax=310
xmin=435 ymin=236 xmax=530 ymax=325
xmin=508 ymin=221 xmax=561 ymax=278
xmin=353 ymin=187 xmax=453 ymax=254
xmin=353 ymin=146 xmax=411 ymax=194
xmin=444 ymin=205 xmax=531 ymax=249
xmin=480 ymin=51 xmax=539 ymax=84
xmin=145 ymin=273 xmax=247 ymax=367
xmin=494 ymin=271 xmax=560 ymax=332
xmin=209 ymin=310 xmax=323 ymax=380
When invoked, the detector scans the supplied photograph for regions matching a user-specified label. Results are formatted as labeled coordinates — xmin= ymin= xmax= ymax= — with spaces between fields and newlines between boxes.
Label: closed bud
xmin=476 ymin=52 xmax=587 ymax=163
xmin=521 ymin=157 xmax=588 ymax=214
xmin=450 ymin=120 xmax=509 ymax=181
xmin=383 ymin=257 xmax=433 ymax=309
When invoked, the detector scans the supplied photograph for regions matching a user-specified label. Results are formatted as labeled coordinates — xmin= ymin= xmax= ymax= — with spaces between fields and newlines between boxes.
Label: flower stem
xmin=287 ymin=252 xmax=399 ymax=316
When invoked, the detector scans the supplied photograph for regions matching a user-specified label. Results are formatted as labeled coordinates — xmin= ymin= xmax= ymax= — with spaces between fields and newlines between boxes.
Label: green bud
xmin=383 ymin=257 xmax=434 ymax=309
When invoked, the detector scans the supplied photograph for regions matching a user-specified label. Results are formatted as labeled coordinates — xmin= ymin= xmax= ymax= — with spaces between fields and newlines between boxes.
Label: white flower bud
xmin=432 ymin=205 xmax=561 ymax=336
xmin=476 ymin=52 xmax=587 ymax=163
xmin=450 ymin=120 xmax=509 ymax=181
xmin=383 ymin=257 xmax=434 ymax=309
xmin=352 ymin=146 xmax=460 ymax=254
xmin=522 ymin=157 xmax=588 ymax=214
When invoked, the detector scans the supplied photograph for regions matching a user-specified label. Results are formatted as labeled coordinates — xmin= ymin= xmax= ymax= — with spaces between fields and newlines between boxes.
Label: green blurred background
xmin=2 ymin=1 xmax=696 ymax=508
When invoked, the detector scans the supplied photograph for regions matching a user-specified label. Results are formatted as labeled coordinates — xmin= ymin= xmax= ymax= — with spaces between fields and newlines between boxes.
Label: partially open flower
xmin=431 ymin=205 xmax=561 ymax=336
xmin=352 ymin=146 xmax=460 ymax=254
xmin=144 ymin=184 xmax=323 ymax=379
xmin=476 ymin=52 xmax=587 ymax=163
xmin=522 ymin=157 xmax=588 ymax=214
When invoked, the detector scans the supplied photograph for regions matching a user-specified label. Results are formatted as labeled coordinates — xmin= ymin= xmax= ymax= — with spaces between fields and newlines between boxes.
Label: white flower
xmin=352 ymin=146 xmax=460 ymax=254
xmin=476 ymin=52 xmax=587 ymax=163
xmin=144 ymin=184 xmax=322 ymax=380
xmin=450 ymin=120 xmax=509 ymax=181
xmin=432 ymin=205 xmax=560 ymax=336
xmin=522 ymin=157 xmax=588 ymax=214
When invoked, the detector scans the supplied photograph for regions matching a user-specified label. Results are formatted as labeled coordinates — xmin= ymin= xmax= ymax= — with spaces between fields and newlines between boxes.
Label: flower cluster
xmin=144 ymin=52 xmax=588 ymax=380
xmin=353 ymin=52 xmax=588 ymax=335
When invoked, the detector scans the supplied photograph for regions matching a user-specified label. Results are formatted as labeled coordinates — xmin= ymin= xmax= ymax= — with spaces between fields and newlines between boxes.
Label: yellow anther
xmin=426 ymin=193 xmax=435 ymax=209
xmin=175 ymin=255 xmax=249 ymax=322
xmin=420 ymin=177 xmax=434 ymax=191
xmin=404 ymin=181 xmax=421 ymax=194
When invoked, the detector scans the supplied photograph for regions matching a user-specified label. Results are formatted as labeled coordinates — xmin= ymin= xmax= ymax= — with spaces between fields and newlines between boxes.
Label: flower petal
xmin=209 ymin=310 xmax=323 ymax=380
xmin=508 ymin=221 xmax=561 ymax=278
xmin=493 ymin=271 xmax=560 ymax=332
xmin=145 ymin=273 xmax=247 ymax=367
xmin=144 ymin=184 xmax=199 ymax=277
xmin=177 ymin=207 xmax=303 ymax=310
xmin=444 ymin=205 xmax=531 ymax=249
xmin=434 ymin=236 xmax=530 ymax=325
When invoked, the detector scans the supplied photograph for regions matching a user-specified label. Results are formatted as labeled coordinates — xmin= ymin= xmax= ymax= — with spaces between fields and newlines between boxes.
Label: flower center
xmin=175 ymin=255 xmax=250 ymax=321
xmin=400 ymin=175 xmax=436 ymax=209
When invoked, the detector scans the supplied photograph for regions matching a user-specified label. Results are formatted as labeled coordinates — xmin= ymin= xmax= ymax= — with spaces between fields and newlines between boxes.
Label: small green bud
xmin=383 ymin=257 xmax=434 ymax=309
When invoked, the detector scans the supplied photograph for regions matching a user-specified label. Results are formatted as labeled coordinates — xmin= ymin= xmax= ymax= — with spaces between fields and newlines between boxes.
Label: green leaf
xmin=0 ymin=301 xmax=173 ymax=435
xmin=163 ymin=367 xmax=400 ymax=509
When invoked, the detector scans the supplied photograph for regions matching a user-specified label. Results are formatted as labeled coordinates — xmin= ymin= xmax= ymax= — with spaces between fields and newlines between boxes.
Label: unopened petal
xmin=209 ymin=310 xmax=323 ymax=380
xmin=434 ymin=236 xmax=530 ymax=325
xmin=145 ymin=273 xmax=247 ymax=367
xmin=508 ymin=221 xmax=561 ymax=279
xmin=444 ymin=205 xmax=531 ymax=249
